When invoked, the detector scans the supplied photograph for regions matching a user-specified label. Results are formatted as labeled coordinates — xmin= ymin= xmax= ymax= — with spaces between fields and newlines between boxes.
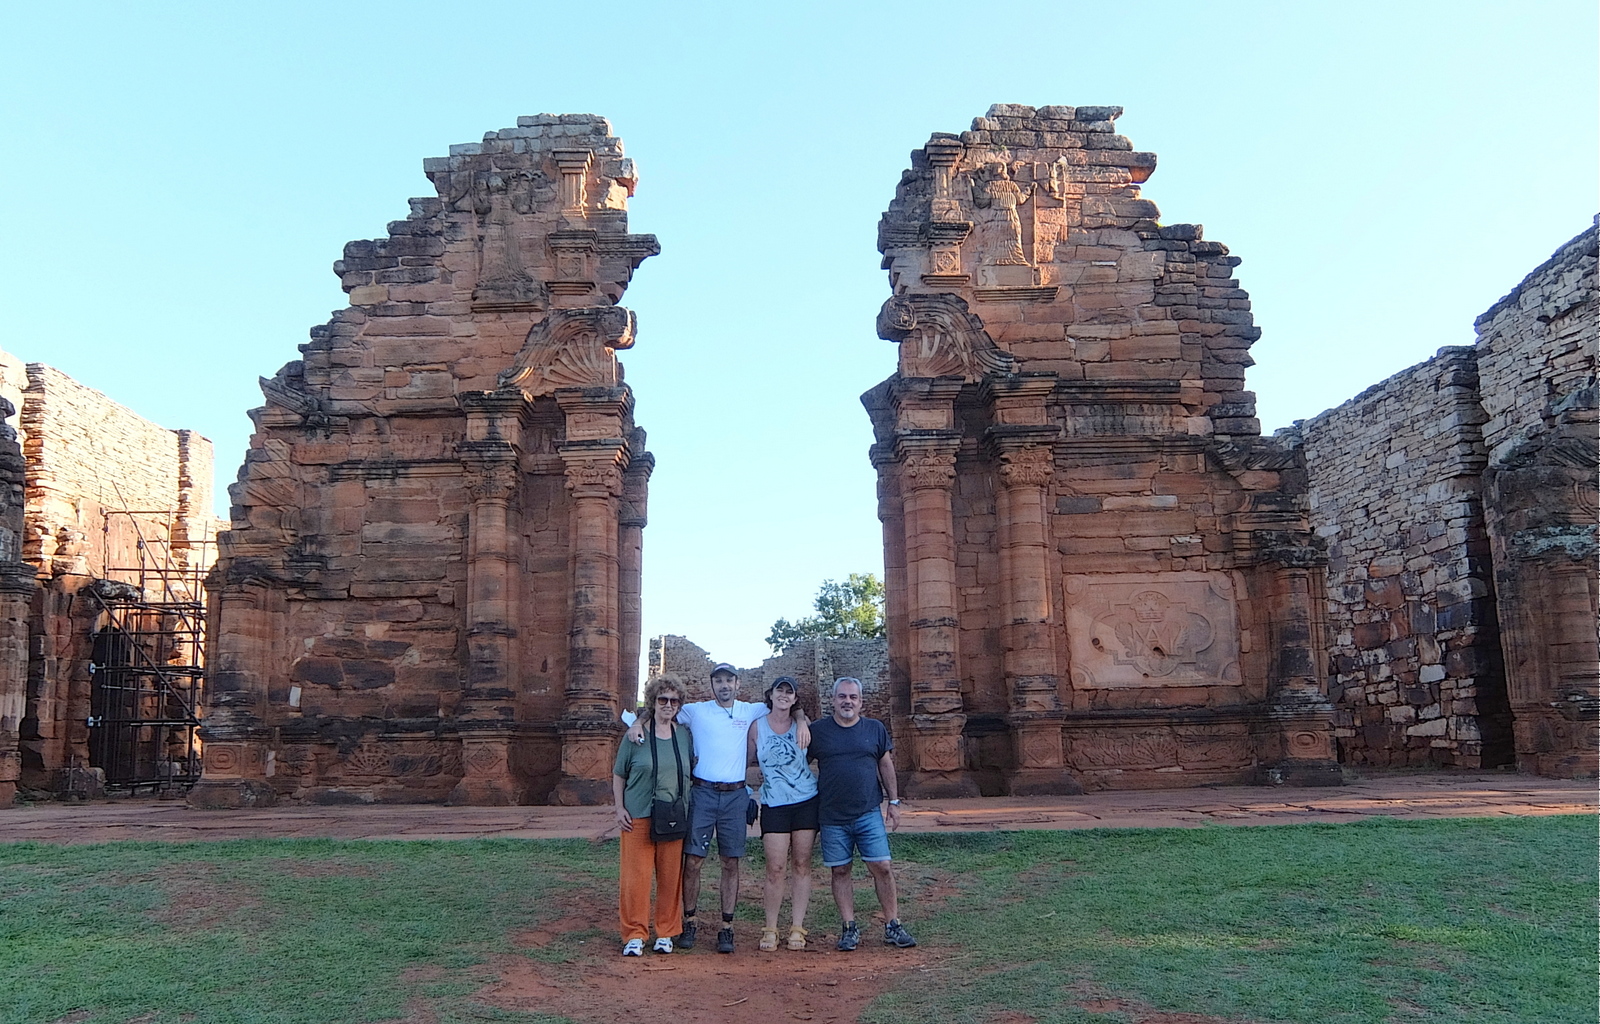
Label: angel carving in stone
xmin=970 ymin=162 xmax=1033 ymax=266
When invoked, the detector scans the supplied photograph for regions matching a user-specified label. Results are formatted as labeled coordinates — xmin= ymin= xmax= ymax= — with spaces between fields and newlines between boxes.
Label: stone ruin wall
xmin=865 ymin=105 xmax=1338 ymax=797
xmin=647 ymin=633 xmax=891 ymax=725
xmin=0 ymin=352 xmax=216 ymax=803
xmin=16 ymin=359 xmax=216 ymax=577
xmin=1291 ymin=222 xmax=1597 ymax=779
xmin=191 ymin=115 xmax=659 ymax=808
xmin=1474 ymin=225 xmax=1597 ymax=776
xmin=1293 ymin=350 xmax=1513 ymax=768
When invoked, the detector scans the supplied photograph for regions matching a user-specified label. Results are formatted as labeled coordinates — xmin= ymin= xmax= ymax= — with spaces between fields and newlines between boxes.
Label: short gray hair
xmin=832 ymin=676 xmax=863 ymax=695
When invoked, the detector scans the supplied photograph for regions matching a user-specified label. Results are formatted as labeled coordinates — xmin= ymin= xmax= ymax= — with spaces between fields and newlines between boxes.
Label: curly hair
xmin=641 ymin=674 xmax=688 ymax=718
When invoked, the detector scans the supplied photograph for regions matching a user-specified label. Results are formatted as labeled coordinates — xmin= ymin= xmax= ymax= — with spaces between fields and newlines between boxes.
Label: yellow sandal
xmin=759 ymin=927 xmax=780 ymax=952
xmin=786 ymin=926 xmax=808 ymax=950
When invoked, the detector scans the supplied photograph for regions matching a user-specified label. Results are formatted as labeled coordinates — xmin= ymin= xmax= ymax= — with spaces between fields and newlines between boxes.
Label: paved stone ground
xmin=0 ymin=770 xmax=1590 ymax=844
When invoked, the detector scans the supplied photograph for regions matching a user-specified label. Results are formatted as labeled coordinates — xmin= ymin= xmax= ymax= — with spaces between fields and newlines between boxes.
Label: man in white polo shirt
xmin=627 ymin=662 xmax=808 ymax=953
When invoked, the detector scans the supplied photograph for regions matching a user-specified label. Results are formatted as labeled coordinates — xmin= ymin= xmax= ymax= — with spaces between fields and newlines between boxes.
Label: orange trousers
xmin=618 ymin=823 xmax=685 ymax=942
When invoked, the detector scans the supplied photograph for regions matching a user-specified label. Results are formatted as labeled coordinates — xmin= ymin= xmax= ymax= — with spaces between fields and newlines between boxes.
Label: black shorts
xmin=760 ymin=795 xmax=820 ymax=834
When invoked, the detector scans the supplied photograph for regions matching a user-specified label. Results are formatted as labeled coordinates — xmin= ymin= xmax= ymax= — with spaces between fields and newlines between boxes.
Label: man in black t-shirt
xmin=808 ymin=677 xmax=916 ymax=951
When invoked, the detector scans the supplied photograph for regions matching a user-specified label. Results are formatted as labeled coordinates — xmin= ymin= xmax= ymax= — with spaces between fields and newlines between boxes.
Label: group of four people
xmin=612 ymin=663 xmax=915 ymax=956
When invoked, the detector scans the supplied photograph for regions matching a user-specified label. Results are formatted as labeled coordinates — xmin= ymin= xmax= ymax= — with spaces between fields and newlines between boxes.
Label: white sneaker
xmin=622 ymin=938 xmax=644 ymax=956
xmin=652 ymin=936 xmax=674 ymax=954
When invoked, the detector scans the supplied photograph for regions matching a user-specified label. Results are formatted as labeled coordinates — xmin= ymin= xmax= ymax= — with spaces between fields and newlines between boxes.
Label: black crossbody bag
xmin=648 ymin=725 xmax=689 ymax=842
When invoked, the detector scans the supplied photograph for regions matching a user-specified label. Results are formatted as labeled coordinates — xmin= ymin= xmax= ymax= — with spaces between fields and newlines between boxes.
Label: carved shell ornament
xmin=498 ymin=306 xmax=637 ymax=395
xmin=877 ymin=294 xmax=1017 ymax=381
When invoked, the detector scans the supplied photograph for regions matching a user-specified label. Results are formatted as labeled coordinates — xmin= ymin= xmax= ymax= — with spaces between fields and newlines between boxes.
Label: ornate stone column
xmin=551 ymin=442 xmax=626 ymax=803
xmin=993 ymin=442 xmax=1078 ymax=794
xmin=983 ymin=373 xmax=1074 ymax=793
xmin=450 ymin=389 xmax=528 ymax=806
xmin=550 ymin=386 xmax=631 ymax=804
xmin=897 ymin=432 xmax=978 ymax=797
xmin=871 ymin=441 xmax=914 ymax=770
xmin=616 ymin=437 xmax=653 ymax=709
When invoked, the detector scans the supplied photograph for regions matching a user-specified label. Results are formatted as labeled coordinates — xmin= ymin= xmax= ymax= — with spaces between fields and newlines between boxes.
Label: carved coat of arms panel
xmin=1064 ymin=571 xmax=1244 ymax=688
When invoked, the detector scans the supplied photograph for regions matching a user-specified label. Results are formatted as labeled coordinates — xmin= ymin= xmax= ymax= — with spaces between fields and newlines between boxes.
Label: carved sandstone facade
xmin=191 ymin=115 xmax=657 ymax=808
xmin=865 ymin=106 xmax=1338 ymax=796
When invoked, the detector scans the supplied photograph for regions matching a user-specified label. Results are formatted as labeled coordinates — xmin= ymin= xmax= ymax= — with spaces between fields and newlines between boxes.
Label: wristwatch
xmin=888 ymin=799 xmax=901 ymax=805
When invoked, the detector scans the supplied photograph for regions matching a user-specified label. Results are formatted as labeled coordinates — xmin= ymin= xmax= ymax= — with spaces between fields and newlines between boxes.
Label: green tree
xmin=765 ymin=573 xmax=886 ymax=653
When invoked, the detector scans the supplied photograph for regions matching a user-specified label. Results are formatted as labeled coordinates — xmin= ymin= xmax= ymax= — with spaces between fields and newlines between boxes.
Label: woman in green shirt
xmin=612 ymin=674 xmax=695 ymax=956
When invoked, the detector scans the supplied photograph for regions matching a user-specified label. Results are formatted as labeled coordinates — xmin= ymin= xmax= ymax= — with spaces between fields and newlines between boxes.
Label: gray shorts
xmin=685 ymin=784 xmax=749 ymax=859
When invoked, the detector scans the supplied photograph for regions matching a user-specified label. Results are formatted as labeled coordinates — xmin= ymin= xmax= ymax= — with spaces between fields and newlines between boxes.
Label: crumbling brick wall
xmin=0 ymin=353 xmax=215 ymax=797
xmin=19 ymin=362 xmax=214 ymax=577
xmin=1292 ymin=350 xmax=1512 ymax=767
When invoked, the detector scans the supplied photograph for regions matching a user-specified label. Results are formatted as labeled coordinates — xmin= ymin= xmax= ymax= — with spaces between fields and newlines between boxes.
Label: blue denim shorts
xmin=820 ymin=808 xmax=891 ymax=867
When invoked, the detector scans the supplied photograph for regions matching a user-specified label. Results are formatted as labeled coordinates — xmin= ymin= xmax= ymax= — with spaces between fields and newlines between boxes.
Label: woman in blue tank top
xmin=745 ymin=676 xmax=820 ymax=951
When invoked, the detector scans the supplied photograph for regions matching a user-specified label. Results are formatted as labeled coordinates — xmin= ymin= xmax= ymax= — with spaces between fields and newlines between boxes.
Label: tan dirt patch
xmin=144 ymin=863 xmax=261 ymax=931
xmin=474 ymin=927 xmax=928 ymax=1024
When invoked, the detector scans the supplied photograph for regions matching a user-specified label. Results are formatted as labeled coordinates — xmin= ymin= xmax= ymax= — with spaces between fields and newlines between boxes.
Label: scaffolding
xmin=85 ymin=510 xmax=213 ymax=794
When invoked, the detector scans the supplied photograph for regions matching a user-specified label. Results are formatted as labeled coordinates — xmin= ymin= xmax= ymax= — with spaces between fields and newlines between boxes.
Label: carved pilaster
xmin=450 ymin=390 xmax=532 ymax=806
xmin=1255 ymin=556 xmax=1342 ymax=787
xmin=551 ymin=388 xmax=631 ymax=803
xmin=553 ymin=149 xmax=593 ymax=223
xmin=617 ymin=443 xmax=654 ymax=713
xmin=0 ymin=562 xmax=36 ymax=806
xmin=189 ymin=579 xmax=281 ymax=808
xmin=895 ymin=432 xmax=978 ymax=797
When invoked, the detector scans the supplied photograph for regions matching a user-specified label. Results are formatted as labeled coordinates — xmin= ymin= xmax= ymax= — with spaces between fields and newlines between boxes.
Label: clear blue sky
xmin=4 ymin=1 xmax=1595 ymax=670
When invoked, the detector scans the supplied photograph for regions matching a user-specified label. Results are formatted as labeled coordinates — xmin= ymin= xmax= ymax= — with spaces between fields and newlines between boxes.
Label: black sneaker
xmin=678 ymin=919 xmax=697 ymax=950
xmin=836 ymin=921 xmax=860 ymax=952
xmin=716 ymin=926 xmax=735 ymax=954
xmin=884 ymin=919 xmax=917 ymax=948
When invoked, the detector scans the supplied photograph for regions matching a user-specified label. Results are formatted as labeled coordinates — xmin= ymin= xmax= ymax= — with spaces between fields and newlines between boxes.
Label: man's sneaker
xmin=678 ymin=919 xmax=697 ymax=949
xmin=716 ymin=926 xmax=735 ymax=953
xmin=884 ymin=919 xmax=917 ymax=948
xmin=652 ymin=937 xmax=674 ymax=954
xmin=836 ymin=921 xmax=860 ymax=952
xmin=622 ymin=938 xmax=644 ymax=956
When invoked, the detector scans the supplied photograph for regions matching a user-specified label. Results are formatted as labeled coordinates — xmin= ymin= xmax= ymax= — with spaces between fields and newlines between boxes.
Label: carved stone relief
xmin=472 ymin=168 xmax=548 ymax=309
xmin=1064 ymin=572 xmax=1243 ymax=688
xmin=1066 ymin=728 xmax=1177 ymax=769
xmin=498 ymin=306 xmax=636 ymax=395
xmin=999 ymin=446 xmax=1054 ymax=489
xmin=970 ymin=161 xmax=1034 ymax=267
xmin=877 ymin=294 xmax=1016 ymax=381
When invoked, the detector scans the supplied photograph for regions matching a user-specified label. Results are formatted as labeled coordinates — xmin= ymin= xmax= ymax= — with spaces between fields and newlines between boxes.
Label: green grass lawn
xmin=0 ymin=816 xmax=1593 ymax=1024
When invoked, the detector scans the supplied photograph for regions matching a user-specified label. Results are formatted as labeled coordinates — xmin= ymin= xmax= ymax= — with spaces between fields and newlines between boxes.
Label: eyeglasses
xmin=656 ymin=696 xmax=681 ymax=706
